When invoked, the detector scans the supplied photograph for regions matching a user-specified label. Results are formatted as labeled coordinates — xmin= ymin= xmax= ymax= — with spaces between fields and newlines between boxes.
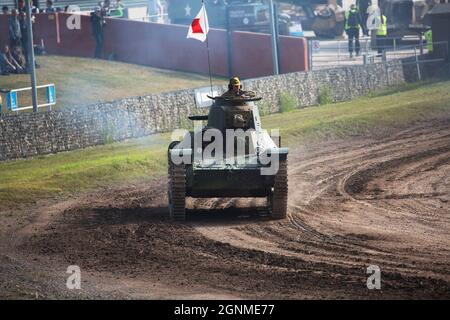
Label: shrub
xmin=279 ymin=92 xmax=298 ymax=113
xmin=259 ymin=101 xmax=271 ymax=116
xmin=101 ymin=125 xmax=115 ymax=144
xmin=179 ymin=116 xmax=194 ymax=131
xmin=318 ymin=86 xmax=333 ymax=105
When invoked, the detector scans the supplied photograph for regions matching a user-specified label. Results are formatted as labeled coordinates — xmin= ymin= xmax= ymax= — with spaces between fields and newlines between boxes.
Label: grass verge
xmin=0 ymin=80 xmax=449 ymax=211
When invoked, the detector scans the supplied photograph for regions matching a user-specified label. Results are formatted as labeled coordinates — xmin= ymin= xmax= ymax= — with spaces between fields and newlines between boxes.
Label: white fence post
xmin=414 ymin=47 xmax=422 ymax=81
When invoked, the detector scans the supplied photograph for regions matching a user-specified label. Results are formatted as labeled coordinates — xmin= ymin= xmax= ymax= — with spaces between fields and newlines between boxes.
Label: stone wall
xmin=0 ymin=59 xmax=435 ymax=162
xmin=244 ymin=60 xmax=405 ymax=114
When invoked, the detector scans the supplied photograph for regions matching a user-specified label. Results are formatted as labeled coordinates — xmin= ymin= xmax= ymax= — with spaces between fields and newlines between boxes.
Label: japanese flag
xmin=187 ymin=4 xmax=209 ymax=42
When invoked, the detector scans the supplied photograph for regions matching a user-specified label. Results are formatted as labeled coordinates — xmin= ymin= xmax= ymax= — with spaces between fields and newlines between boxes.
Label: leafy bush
xmin=101 ymin=125 xmax=115 ymax=144
xmin=179 ymin=117 xmax=194 ymax=131
xmin=279 ymin=92 xmax=298 ymax=113
xmin=318 ymin=86 xmax=333 ymax=105
xmin=259 ymin=101 xmax=271 ymax=116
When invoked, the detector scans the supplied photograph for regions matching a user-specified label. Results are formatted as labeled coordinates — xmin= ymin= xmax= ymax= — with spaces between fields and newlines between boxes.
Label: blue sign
xmin=6 ymin=91 xmax=18 ymax=111
xmin=46 ymin=85 xmax=56 ymax=104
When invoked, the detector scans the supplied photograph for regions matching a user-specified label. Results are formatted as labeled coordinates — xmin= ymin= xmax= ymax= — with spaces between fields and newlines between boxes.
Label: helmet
xmin=228 ymin=77 xmax=242 ymax=90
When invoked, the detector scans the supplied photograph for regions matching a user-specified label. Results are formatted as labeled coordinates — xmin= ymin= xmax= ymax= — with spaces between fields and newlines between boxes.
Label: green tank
xmin=167 ymin=93 xmax=288 ymax=221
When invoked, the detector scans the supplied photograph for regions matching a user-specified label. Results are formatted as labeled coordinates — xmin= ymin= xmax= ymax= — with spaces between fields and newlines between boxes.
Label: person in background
xmin=344 ymin=4 xmax=361 ymax=58
xmin=424 ymin=29 xmax=433 ymax=54
xmin=376 ymin=11 xmax=387 ymax=54
xmin=110 ymin=0 xmax=125 ymax=18
xmin=2 ymin=6 xmax=9 ymax=15
xmin=45 ymin=0 xmax=56 ymax=13
xmin=17 ymin=0 xmax=25 ymax=13
xmin=90 ymin=6 xmax=106 ymax=59
xmin=18 ymin=10 xmax=29 ymax=60
xmin=0 ymin=45 xmax=25 ymax=75
xmin=16 ymin=1 xmax=40 ymax=69
xmin=356 ymin=0 xmax=371 ymax=36
xmin=102 ymin=0 xmax=112 ymax=16
xmin=11 ymin=46 xmax=27 ymax=72
xmin=31 ymin=0 xmax=40 ymax=14
xmin=8 ymin=9 xmax=22 ymax=47
xmin=148 ymin=0 xmax=163 ymax=22
xmin=116 ymin=0 xmax=125 ymax=10
xmin=18 ymin=0 xmax=40 ymax=14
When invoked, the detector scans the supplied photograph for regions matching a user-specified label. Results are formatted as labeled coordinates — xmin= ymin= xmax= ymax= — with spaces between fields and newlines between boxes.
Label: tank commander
xmin=221 ymin=77 xmax=256 ymax=99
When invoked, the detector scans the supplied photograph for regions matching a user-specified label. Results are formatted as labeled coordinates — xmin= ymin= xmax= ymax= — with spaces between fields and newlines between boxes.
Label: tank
xmin=284 ymin=0 xmax=345 ymax=38
xmin=379 ymin=0 xmax=439 ymax=38
xmin=167 ymin=0 xmax=293 ymax=35
xmin=167 ymin=93 xmax=288 ymax=221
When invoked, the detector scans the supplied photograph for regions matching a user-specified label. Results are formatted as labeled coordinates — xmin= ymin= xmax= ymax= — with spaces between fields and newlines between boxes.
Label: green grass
xmin=0 ymin=134 xmax=170 ymax=210
xmin=366 ymin=80 xmax=435 ymax=98
xmin=0 ymin=80 xmax=449 ymax=211
xmin=0 ymin=55 xmax=223 ymax=110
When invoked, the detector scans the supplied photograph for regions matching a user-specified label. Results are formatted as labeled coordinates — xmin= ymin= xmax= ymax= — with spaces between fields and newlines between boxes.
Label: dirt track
xmin=1 ymin=119 xmax=450 ymax=299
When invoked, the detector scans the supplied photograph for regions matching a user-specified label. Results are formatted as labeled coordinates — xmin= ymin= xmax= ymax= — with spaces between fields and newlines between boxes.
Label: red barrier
xmin=0 ymin=13 xmax=308 ymax=78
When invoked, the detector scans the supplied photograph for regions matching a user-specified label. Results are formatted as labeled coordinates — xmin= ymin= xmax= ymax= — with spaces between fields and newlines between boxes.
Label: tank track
xmin=168 ymin=142 xmax=186 ymax=221
xmin=268 ymin=159 xmax=288 ymax=219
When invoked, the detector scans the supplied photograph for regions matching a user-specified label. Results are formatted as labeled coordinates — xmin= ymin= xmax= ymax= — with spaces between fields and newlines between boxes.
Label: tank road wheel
xmin=168 ymin=142 xmax=186 ymax=221
xmin=268 ymin=159 xmax=288 ymax=219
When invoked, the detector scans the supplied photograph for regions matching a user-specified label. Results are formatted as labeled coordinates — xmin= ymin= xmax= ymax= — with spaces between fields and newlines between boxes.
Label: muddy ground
xmin=1 ymin=119 xmax=449 ymax=299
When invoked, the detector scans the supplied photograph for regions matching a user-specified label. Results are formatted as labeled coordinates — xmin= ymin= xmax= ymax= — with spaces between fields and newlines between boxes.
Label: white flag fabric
xmin=186 ymin=4 xmax=209 ymax=42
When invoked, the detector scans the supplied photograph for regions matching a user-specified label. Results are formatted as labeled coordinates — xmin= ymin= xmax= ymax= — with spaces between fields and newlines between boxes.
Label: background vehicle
xmin=380 ymin=0 xmax=443 ymax=38
xmin=284 ymin=0 xmax=345 ymax=37
xmin=167 ymin=0 xmax=345 ymax=37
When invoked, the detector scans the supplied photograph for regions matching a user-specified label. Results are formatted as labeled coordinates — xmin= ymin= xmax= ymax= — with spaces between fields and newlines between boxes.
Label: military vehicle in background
xmin=284 ymin=0 xmax=345 ymax=37
xmin=167 ymin=0 xmax=291 ymax=34
xmin=380 ymin=0 xmax=443 ymax=38
xmin=166 ymin=0 xmax=345 ymax=38
xmin=167 ymin=93 xmax=288 ymax=221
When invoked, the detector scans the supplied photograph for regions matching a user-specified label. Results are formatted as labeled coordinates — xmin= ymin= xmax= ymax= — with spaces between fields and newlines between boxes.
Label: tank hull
xmin=187 ymin=165 xmax=275 ymax=198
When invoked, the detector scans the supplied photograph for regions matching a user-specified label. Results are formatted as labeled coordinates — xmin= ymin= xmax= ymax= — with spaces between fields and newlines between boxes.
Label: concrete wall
xmin=0 ymin=13 xmax=308 ymax=78
xmin=0 ymin=60 xmax=412 ymax=162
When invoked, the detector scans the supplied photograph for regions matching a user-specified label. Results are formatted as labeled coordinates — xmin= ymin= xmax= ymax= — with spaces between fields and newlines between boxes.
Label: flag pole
xmin=26 ymin=0 xmax=38 ymax=112
xmin=202 ymin=0 xmax=213 ymax=95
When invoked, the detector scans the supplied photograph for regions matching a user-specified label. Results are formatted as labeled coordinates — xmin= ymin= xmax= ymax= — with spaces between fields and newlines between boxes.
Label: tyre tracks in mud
xmin=192 ymin=120 xmax=450 ymax=297
xmin=5 ymin=119 xmax=450 ymax=299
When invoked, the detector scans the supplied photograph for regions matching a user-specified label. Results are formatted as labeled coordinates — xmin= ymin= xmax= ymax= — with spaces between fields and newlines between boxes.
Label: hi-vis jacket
xmin=376 ymin=15 xmax=387 ymax=36
xmin=345 ymin=9 xmax=360 ymax=30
